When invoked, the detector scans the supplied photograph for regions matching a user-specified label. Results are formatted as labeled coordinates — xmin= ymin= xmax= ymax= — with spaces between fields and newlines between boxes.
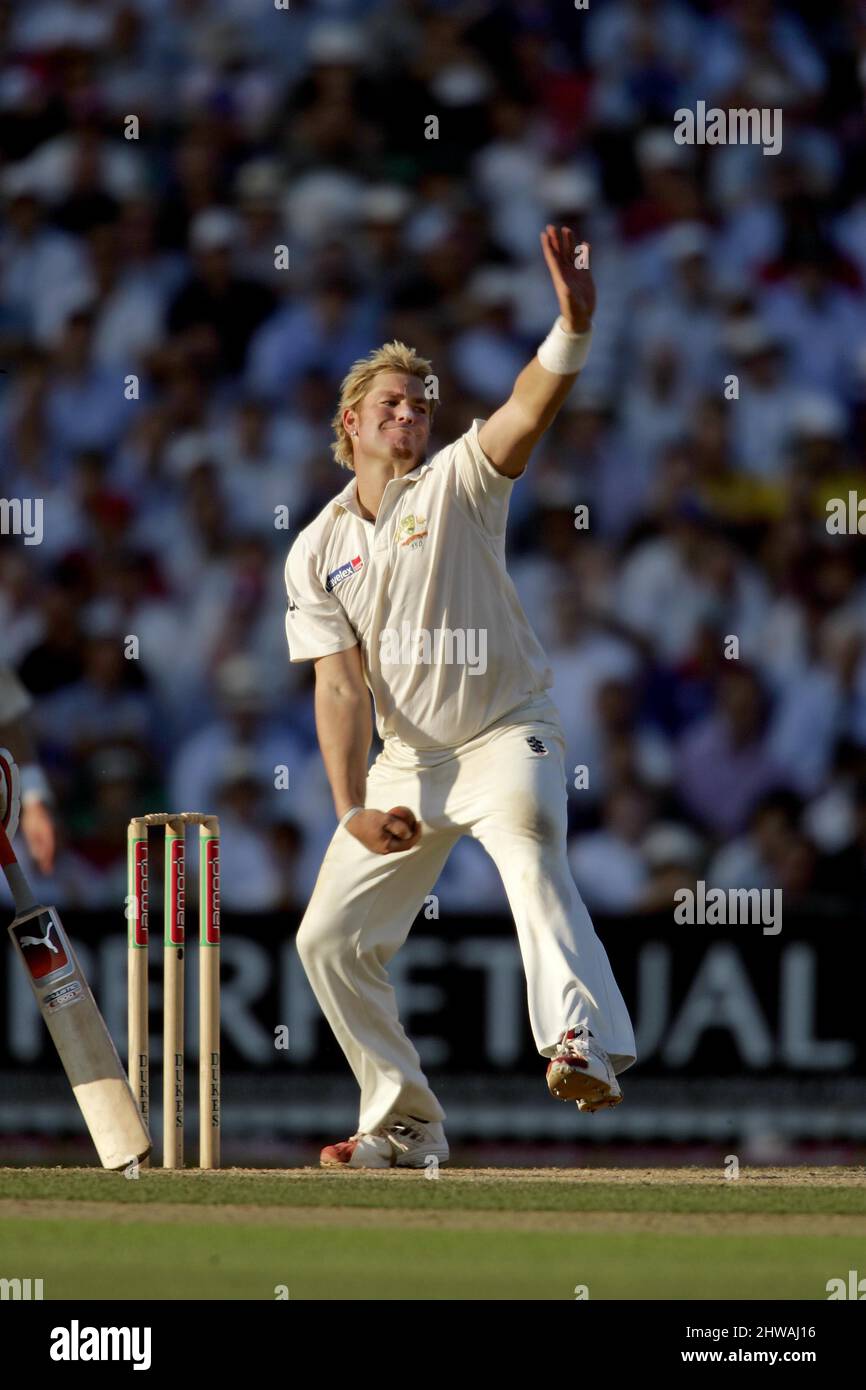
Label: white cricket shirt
xmin=284 ymin=419 xmax=553 ymax=749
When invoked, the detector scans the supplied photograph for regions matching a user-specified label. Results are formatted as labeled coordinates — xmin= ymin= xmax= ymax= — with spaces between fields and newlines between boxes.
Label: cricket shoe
xmin=0 ymin=750 xmax=21 ymax=842
xmin=546 ymin=1026 xmax=622 ymax=1111
xmin=320 ymin=1113 xmax=449 ymax=1169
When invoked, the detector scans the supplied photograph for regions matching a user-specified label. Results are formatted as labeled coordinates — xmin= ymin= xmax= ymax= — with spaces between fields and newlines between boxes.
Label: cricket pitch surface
xmin=1 ymin=1166 xmax=863 ymax=1299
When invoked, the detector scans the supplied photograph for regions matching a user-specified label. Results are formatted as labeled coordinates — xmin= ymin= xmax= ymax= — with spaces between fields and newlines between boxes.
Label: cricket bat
xmin=1 ymin=820 xmax=152 ymax=1170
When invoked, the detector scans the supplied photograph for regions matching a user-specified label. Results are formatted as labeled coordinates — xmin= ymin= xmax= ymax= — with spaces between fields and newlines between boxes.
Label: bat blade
xmin=8 ymin=903 xmax=152 ymax=1170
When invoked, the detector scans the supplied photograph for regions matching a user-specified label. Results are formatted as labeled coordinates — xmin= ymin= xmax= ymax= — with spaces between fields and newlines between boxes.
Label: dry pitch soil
xmin=251 ymin=1166 xmax=866 ymax=1184
xmin=1 ymin=1166 xmax=863 ymax=1235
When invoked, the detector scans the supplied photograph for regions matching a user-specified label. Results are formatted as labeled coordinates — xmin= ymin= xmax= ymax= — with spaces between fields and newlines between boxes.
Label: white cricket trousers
xmin=295 ymin=693 xmax=636 ymax=1133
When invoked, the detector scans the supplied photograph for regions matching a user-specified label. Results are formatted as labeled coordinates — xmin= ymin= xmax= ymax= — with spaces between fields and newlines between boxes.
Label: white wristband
xmin=339 ymin=805 xmax=365 ymax=829
xmin=537 ymin=317 xmax=593 ymax=375
xmin=20 ymin=763 xmax=53 ymax=806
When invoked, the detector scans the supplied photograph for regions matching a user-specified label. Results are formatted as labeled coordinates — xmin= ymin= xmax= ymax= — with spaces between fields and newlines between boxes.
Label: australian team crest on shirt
xmin=326 ymin=555 xmax=364 ymax=592
xmin=397 ymin=513 xmax=428 ymax=550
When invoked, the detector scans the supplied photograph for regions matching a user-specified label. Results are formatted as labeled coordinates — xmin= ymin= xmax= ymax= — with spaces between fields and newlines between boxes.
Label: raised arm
xmin=478 ymin=225 xmax=596 ymax=479
xmin=314 ymin=646 xmax=420 ymax=854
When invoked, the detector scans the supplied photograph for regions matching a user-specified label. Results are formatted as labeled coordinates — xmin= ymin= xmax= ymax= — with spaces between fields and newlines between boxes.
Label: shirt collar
xmin=332 ymin=459 xmax=434 ymax=518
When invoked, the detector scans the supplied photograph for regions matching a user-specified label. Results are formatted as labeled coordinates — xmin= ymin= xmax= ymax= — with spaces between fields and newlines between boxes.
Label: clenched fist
xmin=345 ymin=805 xmax=421 ymax=855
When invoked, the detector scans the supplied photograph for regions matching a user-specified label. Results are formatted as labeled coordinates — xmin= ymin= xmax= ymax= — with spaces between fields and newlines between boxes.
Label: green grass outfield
xmin=1 ymin=1166 xmax=863 ymax=1300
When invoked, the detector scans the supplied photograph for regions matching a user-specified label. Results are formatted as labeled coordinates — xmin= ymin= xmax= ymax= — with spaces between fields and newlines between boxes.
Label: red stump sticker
xmin=132 ymin=840 xmax=148 ymax=947
xmin=203 ymin=839 xmax=220 ymax=945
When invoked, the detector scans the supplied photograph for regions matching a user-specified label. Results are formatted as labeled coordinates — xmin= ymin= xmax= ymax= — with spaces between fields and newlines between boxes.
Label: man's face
xmin=346 ymin=372 xmax=431 ymax=471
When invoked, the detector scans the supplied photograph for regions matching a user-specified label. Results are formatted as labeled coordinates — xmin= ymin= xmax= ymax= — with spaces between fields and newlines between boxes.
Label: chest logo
xmin=397 ymin=513 xmax=429 ymax=550
xmin=326 ymin=555 xmax=363 ymax=592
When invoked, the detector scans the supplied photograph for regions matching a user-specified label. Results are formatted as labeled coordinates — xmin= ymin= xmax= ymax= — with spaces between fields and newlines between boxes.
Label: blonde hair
xmin=330 ymin=340 xmax=435 ymax=471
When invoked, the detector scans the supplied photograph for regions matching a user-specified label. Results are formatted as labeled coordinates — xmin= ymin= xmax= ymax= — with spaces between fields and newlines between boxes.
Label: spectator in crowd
xmin=707 ymin=789 xmax=806 ymax=890
xmin=167 ymin=208 xmax=277 ymax=378
xmin=675 ymin=666 xmax=787 ymax=837
xmin=814 ymin=778 xmax=866 ymax=914
xmin=568 ymin=783 xmax=656 ymax=914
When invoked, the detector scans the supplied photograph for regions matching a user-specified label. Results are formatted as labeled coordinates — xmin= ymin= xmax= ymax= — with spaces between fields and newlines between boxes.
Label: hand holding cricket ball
xmin=346 ymin=805 xmax=421 ymax=854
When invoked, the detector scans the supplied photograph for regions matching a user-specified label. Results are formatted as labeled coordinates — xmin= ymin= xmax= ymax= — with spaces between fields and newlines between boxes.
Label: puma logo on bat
xmin=19 ymin=925 xmax=59 ymax=953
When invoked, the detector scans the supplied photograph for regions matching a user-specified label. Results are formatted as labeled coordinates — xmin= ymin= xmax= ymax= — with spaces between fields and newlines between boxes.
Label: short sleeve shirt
xmin=284 ymin=420 xmax=552 ymax=749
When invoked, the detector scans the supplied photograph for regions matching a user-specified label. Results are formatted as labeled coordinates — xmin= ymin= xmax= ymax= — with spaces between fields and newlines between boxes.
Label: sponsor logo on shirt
xmin=326 ymin=555 xmax=364 ymax=592
xmin=397 ymin=513 xmax=428 ymax=550
xmin=525 ymin=736 xmax=549 ymax=756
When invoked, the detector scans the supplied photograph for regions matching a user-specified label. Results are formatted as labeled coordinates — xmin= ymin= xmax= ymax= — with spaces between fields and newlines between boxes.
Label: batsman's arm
xmin=0 ymin=681 xmax=57 ymax=875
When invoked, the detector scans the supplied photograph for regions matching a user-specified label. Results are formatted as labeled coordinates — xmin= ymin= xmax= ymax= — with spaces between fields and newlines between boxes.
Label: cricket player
xmin=0 ymin=666 xmax=56 ymax=876
xmin=284 ymin=226 xmax=635 ymax=1168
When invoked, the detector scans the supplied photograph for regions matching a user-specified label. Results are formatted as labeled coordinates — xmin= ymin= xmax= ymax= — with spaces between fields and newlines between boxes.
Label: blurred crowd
xmin=3 ymin=0 xmax=866 ymax=916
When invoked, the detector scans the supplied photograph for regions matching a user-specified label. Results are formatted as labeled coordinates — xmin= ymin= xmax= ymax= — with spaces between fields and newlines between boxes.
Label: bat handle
xmin=0 ymin=821 xmax=37 ymax=915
